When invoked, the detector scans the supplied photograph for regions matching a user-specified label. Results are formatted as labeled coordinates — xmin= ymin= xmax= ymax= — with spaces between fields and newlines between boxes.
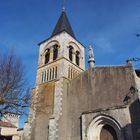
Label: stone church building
xmin=20 ymin=10 xmax=140 ymax=140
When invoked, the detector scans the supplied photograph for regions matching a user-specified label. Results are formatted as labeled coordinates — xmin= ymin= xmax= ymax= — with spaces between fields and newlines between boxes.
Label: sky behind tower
xmin=0 ymin=0 xmax=140 ymax=127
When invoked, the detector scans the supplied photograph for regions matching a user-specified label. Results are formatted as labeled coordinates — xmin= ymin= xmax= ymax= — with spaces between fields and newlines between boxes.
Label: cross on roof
xmin=62 ymin=0 xmax=66 ymax=11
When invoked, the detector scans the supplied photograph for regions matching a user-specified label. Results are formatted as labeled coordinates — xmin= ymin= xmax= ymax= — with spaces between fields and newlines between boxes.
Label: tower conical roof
xmin=51 ymin=11 xmax=75 ymax=38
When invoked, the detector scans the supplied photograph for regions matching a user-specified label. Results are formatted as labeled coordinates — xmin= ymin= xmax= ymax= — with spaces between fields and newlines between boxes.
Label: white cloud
xmin=94 ymin=37 xmax=114 ymax=53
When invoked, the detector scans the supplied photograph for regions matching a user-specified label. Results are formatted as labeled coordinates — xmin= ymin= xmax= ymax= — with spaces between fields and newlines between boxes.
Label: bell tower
xmin=24 ymin=10 xmax=85 ymax=140
xmin=36 ymin=11 xmax=85 ymax=85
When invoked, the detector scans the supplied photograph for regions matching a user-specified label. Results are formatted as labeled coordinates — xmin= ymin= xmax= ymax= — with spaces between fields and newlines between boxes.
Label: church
xmin=20 ymin=8 xmax=140 ymax=140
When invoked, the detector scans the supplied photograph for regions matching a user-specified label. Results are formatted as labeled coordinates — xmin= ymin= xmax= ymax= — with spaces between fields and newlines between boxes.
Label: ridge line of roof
xmin=38 ymin=31 xmax=85 ymax=48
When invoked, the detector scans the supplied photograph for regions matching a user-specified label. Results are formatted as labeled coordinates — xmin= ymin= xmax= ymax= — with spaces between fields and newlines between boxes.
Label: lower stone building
xmin=0 ymin=112 xmax=20 ymax=140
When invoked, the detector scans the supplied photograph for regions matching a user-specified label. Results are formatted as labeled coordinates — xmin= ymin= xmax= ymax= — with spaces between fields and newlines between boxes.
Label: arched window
xmin=53 ymin=45 xmax=58 ymax=61
xmin=42 ymin=71 xmax=44 ymax=83
xmin=69 ymin=46 xmax=73 ymax=61
xmin=45 ymin=49 xmax=50 ymax=64
xmin=50 ymin=69 xmax=52 ymax=80
xmin=55 ymin=66 xmax=57 ymax=78
xmin=44 ymin=71 xmax=46 ymax=82
xmin=47 ymin=70 xmax=49 ymax=81
xmin=76 ymin=51 xmax=80 ymax=66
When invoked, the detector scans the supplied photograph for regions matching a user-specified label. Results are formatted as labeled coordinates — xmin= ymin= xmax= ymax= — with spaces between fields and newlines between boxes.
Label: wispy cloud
xmin=94 ymin=37 xmax=114 ymax=53
xmin=0 ymin=38 xmax=38 ymax=57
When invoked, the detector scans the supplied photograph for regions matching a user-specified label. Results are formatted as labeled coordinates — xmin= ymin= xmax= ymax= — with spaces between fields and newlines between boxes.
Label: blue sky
xmin=0 ymin=0 xmax=140 ymax=127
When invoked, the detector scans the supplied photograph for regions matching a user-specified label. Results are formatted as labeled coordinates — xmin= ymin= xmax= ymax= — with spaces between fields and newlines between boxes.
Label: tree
xmin=0 ymin=51 xmax=30 ymax=116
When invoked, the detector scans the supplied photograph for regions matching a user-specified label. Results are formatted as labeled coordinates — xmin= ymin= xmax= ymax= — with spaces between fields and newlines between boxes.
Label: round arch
xmin=86 ymin=114 xmax=124 ymax=140
xmin=44 ymin=40 xmax=60 ymax=51
xmin=68 ymin=41 xmax=81 ymax=52
xmin=45 ymin=40 xmax=60 ymax=46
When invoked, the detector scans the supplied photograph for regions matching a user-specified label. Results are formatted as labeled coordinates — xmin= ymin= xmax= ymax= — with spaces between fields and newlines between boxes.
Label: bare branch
xmin=0 ymin=51 xmax=30 ymax=116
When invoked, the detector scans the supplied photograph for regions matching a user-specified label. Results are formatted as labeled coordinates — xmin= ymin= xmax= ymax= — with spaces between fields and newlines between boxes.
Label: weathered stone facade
xmin=66 ymin=66 xmax=140 ymax=140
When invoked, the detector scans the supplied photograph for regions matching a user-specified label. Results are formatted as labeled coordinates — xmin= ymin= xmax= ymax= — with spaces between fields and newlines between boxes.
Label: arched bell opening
xmin=75 ymin=51 xmax=80 ymax=66
xmin=45 ymin=48 xmax=50 ymax=64
xmin=53 ymin=44 xmax=58 ymax=61
xmin=69 ymin=46 xmax=73 ymax=61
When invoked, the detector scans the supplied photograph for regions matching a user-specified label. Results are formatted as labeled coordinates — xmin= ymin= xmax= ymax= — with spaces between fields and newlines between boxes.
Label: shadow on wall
xmin=129 ymin=99 xmax=140 ymax=140
xmin=80 ymin=99 xmax=140 ymax=140
xmin=0 ymin=136 xmax=12 ymax=140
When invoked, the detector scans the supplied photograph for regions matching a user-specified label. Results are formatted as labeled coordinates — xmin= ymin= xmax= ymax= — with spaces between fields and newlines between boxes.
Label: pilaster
xmin=48 ymin=78 xmax=64 ymax=140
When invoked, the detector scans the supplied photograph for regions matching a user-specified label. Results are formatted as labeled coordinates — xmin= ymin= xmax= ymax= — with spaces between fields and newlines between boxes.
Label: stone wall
xmin=1 ymin=127 xmax=17 ymax=136
xmin=66 ymin=65 xmax=139 ymax=140
xmin=29 ymin=81 xmax=55 ymax=140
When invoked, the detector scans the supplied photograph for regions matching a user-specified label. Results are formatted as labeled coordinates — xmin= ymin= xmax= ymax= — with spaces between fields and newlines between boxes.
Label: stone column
xmin=72 ymin=50 xmax=75 ymax=64
xmin=50 ymin=47 xmax=54 ymax=62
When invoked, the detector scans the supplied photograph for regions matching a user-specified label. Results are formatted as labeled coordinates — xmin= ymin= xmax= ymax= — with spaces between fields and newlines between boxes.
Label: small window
xmin=47 ymin=70 xmax=49 ymax=81
xmin=42 ymin=71 xmax=44 ymax=82
xmin=45 ymin=49 xmax=50 ymax=64
xmin=50 ymin=69 xmax=52 ymax=80
xmin=52 ymin=68 xmax=55 ymax=79
xmin=76 ymin=51 xmax=80 ymax=66
xmin=55 ymin=67 xmax=57 ymax=78
xmin=53 ymin=45 xmax=58 ymax=61
xmin=69 ymin=46 xmax=73 ymax=61
xmin=44 ymin=71 xmax=46 ymax=82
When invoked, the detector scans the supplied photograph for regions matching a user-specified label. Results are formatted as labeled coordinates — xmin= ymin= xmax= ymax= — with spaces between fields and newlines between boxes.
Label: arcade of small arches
xmin=44 ymin=44 xmax=81 ymax=66
xmin=69 ymin=45 xmax=80 ymax=66
xmin=41 ymin=66 xmax=58 ymax=83
xmin=68 ymin=66 xmax=80 ymax=80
